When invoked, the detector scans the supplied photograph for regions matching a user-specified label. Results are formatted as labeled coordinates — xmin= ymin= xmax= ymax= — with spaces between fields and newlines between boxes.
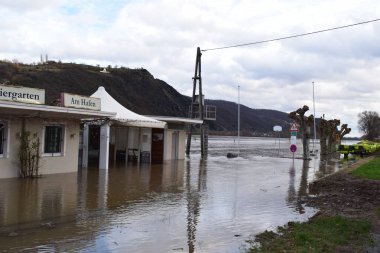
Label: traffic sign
xmin=290 ymin=144 xmax=297 ymax=153
xmin=290 ymin=123 xmax=299 ymax=132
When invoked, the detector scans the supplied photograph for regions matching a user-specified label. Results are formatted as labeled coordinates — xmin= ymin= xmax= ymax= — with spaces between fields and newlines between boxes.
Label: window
xmin=0 ymin=122 xmax=6 ymax=157
xmin=44 ymin=125 xmax=64 ymax=156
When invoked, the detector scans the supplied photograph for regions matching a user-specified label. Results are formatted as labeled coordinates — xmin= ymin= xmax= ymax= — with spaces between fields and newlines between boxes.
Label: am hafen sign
xmin=61 ymin=93 xmax=101 ymax=111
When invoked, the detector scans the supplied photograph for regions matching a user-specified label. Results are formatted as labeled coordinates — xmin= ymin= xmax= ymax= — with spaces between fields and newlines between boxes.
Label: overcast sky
xmin=1 ymin=0 xmax=380 ymax=136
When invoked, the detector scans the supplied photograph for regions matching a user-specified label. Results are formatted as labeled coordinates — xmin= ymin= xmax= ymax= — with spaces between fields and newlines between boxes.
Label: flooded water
xmin=0 ymin=137 xmax=351 ymax=252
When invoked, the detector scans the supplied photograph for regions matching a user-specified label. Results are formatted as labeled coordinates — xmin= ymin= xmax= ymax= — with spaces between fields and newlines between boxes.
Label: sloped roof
xmin=91 ymin=86 xmax=165 ymax=128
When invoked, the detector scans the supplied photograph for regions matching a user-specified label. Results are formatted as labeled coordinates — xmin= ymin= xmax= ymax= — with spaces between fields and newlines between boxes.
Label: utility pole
xmin=186 ymin=47 xmax=216 ymax=157
xmin=186 ymin=47 xmax=206 ymax=156
xmin=312 ymin=81 xmax=317 ymax=154
xmin=237 ymin=85 xmax=240 ymax=157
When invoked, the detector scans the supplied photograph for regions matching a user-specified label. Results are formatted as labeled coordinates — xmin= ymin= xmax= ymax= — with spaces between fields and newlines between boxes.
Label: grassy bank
xmin=247 ymin=216 xmax=372 ymax=253
xmin=351 ymin=156 xmax=380 ymax=180
xmin=247 ymin=155 xmax=380 ymax=253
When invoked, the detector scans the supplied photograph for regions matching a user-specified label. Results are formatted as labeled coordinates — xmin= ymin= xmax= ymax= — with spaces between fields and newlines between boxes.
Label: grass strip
xmin=352 ymin=156 xmax=380 ymax=180
xmin=247 ymin=216 xmax=372 ymax=253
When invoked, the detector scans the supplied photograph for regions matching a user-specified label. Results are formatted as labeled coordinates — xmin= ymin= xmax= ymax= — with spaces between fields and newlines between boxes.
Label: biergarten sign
xmin=0 ymin=84 xmax=45 ymax=104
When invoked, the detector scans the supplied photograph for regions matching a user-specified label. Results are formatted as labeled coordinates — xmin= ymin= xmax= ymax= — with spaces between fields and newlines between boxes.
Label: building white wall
xmin=178 ymin=131 xmax=186 ymax=160
xmin=163 ymin=129 xmax=171 ymax=161
xmin=163 ymin=129 xmax=186 ymax=161
xmin=0 ymin=118 xmax=80 ymax=179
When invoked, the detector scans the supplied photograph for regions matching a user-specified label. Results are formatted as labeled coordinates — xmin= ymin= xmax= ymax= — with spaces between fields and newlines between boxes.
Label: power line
xmin=202 ymin=18 xmax=380 ymax=52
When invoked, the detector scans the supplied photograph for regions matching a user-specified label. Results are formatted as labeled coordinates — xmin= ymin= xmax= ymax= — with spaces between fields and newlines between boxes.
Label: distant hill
xmin=208 ymin=100 xmax=291 ymax=135
xmin=0 ymin=60 xmax=293 ymax=136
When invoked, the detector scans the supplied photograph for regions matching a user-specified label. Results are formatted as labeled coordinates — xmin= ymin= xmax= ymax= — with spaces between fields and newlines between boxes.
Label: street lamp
xmin=312 ymin=82 xmax=317 ymax=154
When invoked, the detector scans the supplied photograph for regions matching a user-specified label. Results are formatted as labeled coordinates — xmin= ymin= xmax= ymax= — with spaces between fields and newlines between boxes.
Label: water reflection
xmin=286 ymin=159 xmax=310 ymax=214
xmin=0 ymin=174 xmax=78 ymax=229
xmin=186 ymin=158 xmax=207 ymax=252
xmin=0 ymin=161 xmax=185 ymax=252
xmin=0 ymin=137 xmax=347 ymax=252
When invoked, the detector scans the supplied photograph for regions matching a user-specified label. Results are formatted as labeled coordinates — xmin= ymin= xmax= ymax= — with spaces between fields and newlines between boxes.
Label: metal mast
xmin=312 ymin=81 xmax=317 ymax=154
xmin=237 ymin=85 xmax=240 ymax=157
xmin=186 ymin=47 xmax=207 ymax=157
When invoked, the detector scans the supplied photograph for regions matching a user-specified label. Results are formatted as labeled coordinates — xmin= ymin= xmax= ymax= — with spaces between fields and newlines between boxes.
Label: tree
xmin=288 ymin=105 xmax=314 ymax=160
xmin=18 ymin=119 xmax=40 ymax=178
xmin=358 ymin=111 xmax=380 ymax=141
xmin=319 ymin=118 xmax=349 ymax=156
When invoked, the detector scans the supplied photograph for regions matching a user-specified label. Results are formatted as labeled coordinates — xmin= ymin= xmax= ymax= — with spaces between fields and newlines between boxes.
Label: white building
xmin=0 ymin=84 xmax=202 ymax=178
xmin=149 ymin=116 xmax=202 ymax=160
xmin=0 ymin=84 xmax=115 ymax=179
xmin=84 ymin=87 xmax=201 ymax=168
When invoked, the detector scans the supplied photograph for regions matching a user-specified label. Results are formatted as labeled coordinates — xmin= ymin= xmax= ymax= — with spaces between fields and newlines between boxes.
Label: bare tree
xmin=358 ymin=111 xmax=380 ymax=141
xmin=288 ymin=105 xmax=313 ymax=160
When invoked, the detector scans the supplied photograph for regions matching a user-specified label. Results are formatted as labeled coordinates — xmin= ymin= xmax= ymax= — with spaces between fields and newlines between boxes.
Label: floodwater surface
xmin=0 ymin=137 xmax=350 ymax=252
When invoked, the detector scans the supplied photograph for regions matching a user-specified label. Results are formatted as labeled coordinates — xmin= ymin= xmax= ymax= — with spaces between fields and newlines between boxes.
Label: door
xmin=151 ymin=128 xmax=164 ymax=164
xmin=88 ymin=125 xmax=100 ymax=166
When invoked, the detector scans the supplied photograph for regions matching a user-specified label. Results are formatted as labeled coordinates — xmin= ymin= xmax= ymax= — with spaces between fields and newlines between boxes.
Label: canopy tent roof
xmin=149 ymin=116 xmax=203 ymax=125
xmin=91 ymin=86 xmax=166 ymax=128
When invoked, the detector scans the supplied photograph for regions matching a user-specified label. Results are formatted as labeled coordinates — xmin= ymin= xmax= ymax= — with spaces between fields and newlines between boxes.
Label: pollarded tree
xmin=337 ymin=124 xmax=351 ymax=143
xmin=288 ymin=105 xmax=314 ymax=160
xmin=358 ymin=111 xmax=380 ymax=141
xmin=327 ymin=119 xmax=341 ymax=154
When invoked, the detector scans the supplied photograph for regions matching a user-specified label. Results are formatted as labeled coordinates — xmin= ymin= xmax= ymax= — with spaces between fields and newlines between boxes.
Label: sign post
xmin=289 ymin=122 xmax=299 ymax=159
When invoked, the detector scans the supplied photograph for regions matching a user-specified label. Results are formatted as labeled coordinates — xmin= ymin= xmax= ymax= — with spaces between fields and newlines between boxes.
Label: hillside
xmin=0 ymin=61 xmax=292 ymax=135
xmin=208 ymin=100 xmax=291 ymax=135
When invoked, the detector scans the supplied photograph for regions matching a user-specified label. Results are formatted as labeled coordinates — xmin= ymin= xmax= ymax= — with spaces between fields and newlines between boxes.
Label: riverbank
xmin=247 ymin=155 xmax=380 ymax=252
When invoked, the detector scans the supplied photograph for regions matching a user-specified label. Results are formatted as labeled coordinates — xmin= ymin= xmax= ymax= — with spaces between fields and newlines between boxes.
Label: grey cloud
xmin=1 ymin=0 xmax=380 ymax=137
xmin=0 ymin=0 xmax=63 ymax=11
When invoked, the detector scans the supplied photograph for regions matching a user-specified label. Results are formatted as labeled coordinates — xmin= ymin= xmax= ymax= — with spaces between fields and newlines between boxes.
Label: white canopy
xmin=91 ymin=86 xmax=166 ymax=128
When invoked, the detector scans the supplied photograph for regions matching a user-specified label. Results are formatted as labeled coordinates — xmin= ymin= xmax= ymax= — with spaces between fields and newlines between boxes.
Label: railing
xmin=188 ymin=105 xmax=216 ymax=121
xmin=204 ymin=105 xmax=216 ymax=120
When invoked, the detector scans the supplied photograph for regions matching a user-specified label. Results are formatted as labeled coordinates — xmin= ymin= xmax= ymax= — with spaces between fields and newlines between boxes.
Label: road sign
xmin=290 ymin=123 xmax=299 ymax=132
xmin=273 ymin=125 xmax=282 ymax=132
xmin=290 ymin=122 xmax=298 ymax=153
